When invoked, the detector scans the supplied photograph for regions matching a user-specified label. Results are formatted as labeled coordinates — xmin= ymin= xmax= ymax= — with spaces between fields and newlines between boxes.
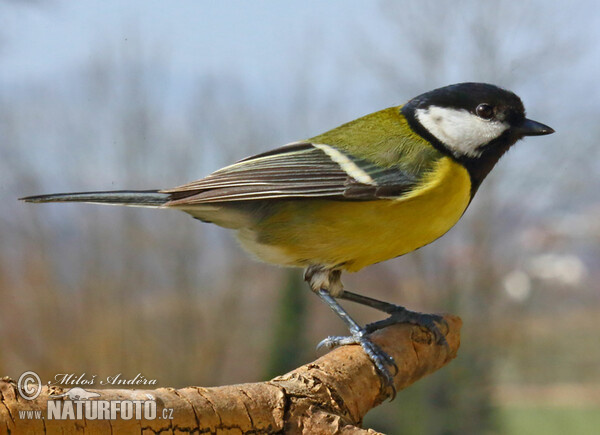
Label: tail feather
xmin=19 ymin=190 xmax=171 ymax=207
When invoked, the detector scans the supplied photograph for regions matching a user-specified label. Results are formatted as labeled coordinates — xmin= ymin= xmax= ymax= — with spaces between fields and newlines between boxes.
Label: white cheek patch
xmin=415 ymin=106 xmax=509 ymax=158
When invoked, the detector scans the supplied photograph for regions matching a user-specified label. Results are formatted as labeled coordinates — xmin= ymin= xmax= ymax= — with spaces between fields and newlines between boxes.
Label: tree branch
xmin=0 ymin=314 xmax=461 ymax=434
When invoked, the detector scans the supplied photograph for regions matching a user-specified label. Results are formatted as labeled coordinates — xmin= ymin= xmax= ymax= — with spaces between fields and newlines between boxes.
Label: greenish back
xmin=309 ymin=106 xmax=444 ymax=178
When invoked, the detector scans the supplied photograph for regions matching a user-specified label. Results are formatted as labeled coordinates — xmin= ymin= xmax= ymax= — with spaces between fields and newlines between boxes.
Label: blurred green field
xmin=498 ymin=406 xmax=600 ymax=435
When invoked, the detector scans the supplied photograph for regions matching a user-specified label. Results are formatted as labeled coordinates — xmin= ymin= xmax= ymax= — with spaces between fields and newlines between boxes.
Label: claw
xmin=357 ymin=335 xmax=397 ymax=397
xmin=317 ymin=332 xmax=398 ymax=398
xmin=317 ymin=335 xmax=360 ymax=350
xmin=366 ymin=309 xmax=448 ymax=348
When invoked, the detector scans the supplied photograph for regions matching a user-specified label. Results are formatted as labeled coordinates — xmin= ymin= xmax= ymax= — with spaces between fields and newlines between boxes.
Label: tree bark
xmin=0 ymin=314 xmax=461 ymax=434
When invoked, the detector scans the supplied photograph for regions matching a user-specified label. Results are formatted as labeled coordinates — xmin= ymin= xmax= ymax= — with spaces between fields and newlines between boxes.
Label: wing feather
xmin=164 ymin=142 xmax=421 ymax=205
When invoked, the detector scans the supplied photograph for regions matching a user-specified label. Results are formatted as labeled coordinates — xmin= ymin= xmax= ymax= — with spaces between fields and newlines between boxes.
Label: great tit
xmin=21 ymin=82 xmax=554 ymax=396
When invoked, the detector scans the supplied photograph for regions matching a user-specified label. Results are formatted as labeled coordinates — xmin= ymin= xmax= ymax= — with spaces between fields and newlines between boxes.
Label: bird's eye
xmin=476 ymin=103 xmax=494 ymax=119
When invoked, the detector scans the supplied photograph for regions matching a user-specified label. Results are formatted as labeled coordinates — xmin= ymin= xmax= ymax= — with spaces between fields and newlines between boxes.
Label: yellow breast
xmin=237 ymin=157 xmax=472 ymax=272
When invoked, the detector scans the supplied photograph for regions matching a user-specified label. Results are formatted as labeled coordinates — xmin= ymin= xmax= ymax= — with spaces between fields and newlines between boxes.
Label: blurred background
xmin=1 ymin=0 xmax=599 ymax=433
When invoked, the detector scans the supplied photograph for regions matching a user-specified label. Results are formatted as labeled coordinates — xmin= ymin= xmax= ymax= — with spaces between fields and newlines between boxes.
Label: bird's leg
xmin=338 ymin=290 xmax=448 ymax=347
xmin=304 ymin=266 xmax=397 ymax=397
xmin=314 ymin=289 xmax=397 ymax=397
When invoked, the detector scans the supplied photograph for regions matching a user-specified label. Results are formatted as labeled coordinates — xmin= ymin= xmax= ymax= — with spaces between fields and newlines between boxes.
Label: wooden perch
xmin=0 ymin=314 xmax=461 ymax=434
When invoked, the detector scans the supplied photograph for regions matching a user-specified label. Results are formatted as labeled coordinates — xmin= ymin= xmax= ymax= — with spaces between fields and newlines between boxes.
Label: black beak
xmin=517 ymin=118 xmax=555 ymax=136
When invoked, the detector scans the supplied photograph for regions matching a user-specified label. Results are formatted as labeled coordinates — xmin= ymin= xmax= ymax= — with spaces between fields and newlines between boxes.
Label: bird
xmin=21 ymin=82 xmax=554 ymax=397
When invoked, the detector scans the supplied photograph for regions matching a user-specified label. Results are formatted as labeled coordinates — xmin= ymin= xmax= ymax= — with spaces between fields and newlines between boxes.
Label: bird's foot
xmin=365 ymin=307 xmax=449 ymax=347
xmin=317 ymin=329 xmax=398 ymax=398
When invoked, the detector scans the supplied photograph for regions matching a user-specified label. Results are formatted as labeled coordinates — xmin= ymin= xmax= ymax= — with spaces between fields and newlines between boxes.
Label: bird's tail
xmin=19 ymin=190 xmax=172 ymax=207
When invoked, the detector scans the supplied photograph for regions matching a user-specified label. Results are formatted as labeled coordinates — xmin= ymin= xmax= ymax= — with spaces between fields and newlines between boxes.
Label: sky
xmin=1 ymin=1 xmax=380 ymax=99
xmin=2 ymin=1 xmax=598 ymax=105
xmin=2 ymin=0 xmax=598 ymax=115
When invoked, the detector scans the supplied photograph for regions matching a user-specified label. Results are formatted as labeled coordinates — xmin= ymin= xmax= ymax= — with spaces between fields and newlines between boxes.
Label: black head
xmin=402 ymin=82 xmax=554 ymax=192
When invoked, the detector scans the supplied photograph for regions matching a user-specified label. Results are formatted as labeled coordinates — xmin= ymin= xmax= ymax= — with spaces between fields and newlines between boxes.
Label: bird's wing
xmin=163 ymin=142 xmax=423 ymax=205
